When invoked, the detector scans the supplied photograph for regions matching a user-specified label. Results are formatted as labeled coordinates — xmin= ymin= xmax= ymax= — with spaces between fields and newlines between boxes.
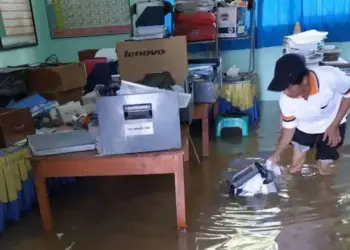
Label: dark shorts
xmin=291 ymin=123 xmax=346 ymax=161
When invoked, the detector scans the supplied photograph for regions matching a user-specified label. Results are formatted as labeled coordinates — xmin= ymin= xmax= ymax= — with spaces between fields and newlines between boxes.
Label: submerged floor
xmin=1 ymin=101 xmax=350 ymax=250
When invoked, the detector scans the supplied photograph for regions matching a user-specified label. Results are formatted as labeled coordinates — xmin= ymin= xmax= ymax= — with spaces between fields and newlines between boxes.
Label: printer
xmin=97 ymin=91 xmax=181 ymax=155
xmin=131 ymin=0 xmax=173 ymax=39
xmin=188 ymin=57 xmax=222 ymax=104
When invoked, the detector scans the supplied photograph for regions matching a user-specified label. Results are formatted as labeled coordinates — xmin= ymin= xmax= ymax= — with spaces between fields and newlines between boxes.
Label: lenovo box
xmin=116 ymin=36 xmax=188 ymax=85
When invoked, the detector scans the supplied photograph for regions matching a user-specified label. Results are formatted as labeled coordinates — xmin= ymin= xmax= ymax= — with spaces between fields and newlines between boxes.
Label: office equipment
xmin=217 ymin=1 xmax=249 ymax=38
xmin=229 ymin=161 xmax=280 ymax=197
xmin=217 ymin=6 xmax=237 ymax=38
xmin=27 ymin=130 xmax=96 ymax=156
xmin=189 ymin=58 xmax=222 ymax=104
xmin=97 ymin=92 xmax=181 ymax=155
xmin=135 ymin=0 xmax=164 ymax=37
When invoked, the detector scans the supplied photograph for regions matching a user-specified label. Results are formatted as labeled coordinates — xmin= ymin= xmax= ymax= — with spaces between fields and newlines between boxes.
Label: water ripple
xmin=194 ymin=153 xmax=350 ymax=250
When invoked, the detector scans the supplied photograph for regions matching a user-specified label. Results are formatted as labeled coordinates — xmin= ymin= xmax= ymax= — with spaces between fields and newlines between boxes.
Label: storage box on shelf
xmin=174 ymin=12 xmax=217 ymax=42
xmin=174 ymin=0 xmax=218 ymax=57
xmin=177 ymin=0 xmax=255 ymax=62
xmin=218 ymin=0 xmax=256 ymax=72
xmin=217 ymin=0 xmax=249 ymax=38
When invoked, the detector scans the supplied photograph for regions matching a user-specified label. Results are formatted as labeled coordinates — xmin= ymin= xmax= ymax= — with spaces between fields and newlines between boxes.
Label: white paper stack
xmin=133 ymin=28 xmax=165 ymax=40
xmin=284 ymin=30 xmax=328 ymax=64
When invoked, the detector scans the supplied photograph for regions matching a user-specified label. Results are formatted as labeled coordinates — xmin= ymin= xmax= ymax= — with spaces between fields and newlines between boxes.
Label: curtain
xmin=301 ymin=0 xmax=350 ymax=42
xmin=255 ymin=0 xmax=302 ymax=48
xmin=192 ymin=0 xmax=350 ymax=52
xmin=257 ymin=0 xmax=350 ymax=48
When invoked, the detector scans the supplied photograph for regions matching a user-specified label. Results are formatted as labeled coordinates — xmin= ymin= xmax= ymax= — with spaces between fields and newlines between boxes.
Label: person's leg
xmin=290 ymin=145 xmax=307 ymax=173
xmin=316 ymin=123 xmax=346 ymax=175
xmin=289 ymin=129 xmax=317 ymax=174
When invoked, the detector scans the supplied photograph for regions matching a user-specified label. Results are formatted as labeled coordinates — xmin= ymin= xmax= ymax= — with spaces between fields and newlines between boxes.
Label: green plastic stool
xmin=216 ymin=114 xmax=249 ymax=137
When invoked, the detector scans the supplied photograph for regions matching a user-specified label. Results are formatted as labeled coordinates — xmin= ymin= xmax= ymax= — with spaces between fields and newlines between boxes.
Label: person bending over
xmin=268 ymin=53 xmax=350 ymax=175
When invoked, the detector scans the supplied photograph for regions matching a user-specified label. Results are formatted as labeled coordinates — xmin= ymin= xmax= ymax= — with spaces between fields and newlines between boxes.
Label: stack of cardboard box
xmin=26 ymin=63 xmax=86 ymax=104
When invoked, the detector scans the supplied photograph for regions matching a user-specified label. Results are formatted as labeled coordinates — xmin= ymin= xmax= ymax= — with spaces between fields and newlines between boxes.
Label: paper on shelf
xmin=284 ymin=29 xmax=328 ymax=64
xmin=322 ymin=57 xmax=349 ymax=65
xmin=285 ymin=29 xmax=328 ymax=45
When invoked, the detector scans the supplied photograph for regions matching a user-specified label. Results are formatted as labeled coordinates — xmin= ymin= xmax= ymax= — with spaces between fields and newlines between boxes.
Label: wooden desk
xmin=30 ymin=126 xmax=189 ymax=231
xmin=193 ymin=102 xmax=218 ymax=157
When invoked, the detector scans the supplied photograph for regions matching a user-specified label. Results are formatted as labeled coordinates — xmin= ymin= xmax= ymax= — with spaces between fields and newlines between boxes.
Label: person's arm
xmin=275 ymin=127 xmax=296 ymax=156
xmin=330 ymin=67 xmax=350 ymax=125
xmin=323 ymin=68 xmax=350 ymax=146
xmin=271 ymin=97 xmax=297 ymax=162
xmin=331 ymin=97 xmax=350 ymax=127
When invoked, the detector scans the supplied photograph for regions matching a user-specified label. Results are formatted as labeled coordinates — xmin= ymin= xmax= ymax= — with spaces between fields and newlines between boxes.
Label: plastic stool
xmin=216 ymin=114 xmax=249 ymax=137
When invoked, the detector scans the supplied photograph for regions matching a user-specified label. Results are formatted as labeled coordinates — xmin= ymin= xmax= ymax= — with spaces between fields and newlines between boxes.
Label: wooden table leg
xmin=202 ymin=116 xmax=210 ymax=157
xmin=174 ymin=155 xmax=186 ymax=229
xmin=213 ymin=100 xmax=219 ymax=120
xmin=184 ymin=136 xmax=189 ymax=162
xmin=33 ymin=165 xmax=53 ymax=231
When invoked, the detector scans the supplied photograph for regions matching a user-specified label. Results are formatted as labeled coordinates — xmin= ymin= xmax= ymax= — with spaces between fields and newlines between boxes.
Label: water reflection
xmin=195 ymin=155 xmax=350 ymax=249
xmin=195 ymin=102 xmax=350 ymax=249
xmin=196 ymin=154 xmax=282 ymax=249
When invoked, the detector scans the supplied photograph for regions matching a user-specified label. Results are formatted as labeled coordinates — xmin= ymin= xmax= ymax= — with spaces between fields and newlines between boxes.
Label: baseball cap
xmin=268 ymin=54 xmax=308 ymax=92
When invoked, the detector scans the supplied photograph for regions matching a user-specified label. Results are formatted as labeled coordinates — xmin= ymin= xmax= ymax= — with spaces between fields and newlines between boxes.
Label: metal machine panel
xmin=97 ymin=92 xmax=181 ymax=155
xmin=190 ymin=58 xmax=222 ymax=104
xmin=180 ymin=79 xmax=194 ymax=124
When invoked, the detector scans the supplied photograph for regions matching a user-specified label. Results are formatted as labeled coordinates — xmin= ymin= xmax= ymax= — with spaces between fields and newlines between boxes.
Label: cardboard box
xmin=116 ymin=36 xmax=188 ymax=85
xmin=27 ymin=63 xmax=86 ymax=93
xmin=41 ymin=88 xmax=83 ymax=105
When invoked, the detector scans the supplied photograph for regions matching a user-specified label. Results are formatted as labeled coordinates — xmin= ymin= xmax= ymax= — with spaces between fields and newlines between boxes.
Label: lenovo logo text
xmin=124 ymin=49 xmax=166 ymax=58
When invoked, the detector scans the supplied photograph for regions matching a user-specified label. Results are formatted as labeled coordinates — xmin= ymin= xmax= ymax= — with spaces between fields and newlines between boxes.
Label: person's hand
xmin=269 ymin=152 xmax=280 ymax=164
xmin=323 ymin=123 xmax=341 ymax=147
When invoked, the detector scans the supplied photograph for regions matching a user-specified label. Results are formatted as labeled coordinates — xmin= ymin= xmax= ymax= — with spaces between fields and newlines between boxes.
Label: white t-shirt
xmin=280 ymin=66 xmax=350 ymax=134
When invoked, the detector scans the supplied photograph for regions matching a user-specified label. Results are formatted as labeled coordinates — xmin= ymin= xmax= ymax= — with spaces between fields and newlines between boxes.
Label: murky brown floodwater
xmin=1 ymin=101 xmax=350 ymax=250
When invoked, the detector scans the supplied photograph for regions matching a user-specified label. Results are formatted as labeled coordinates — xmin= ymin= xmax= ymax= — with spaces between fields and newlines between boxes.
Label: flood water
xmin=1 ymin=101 xmax=350 ymax=250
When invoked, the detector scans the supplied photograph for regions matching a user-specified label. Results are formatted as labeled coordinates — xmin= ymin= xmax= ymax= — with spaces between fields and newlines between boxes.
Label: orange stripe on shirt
xmin=282 ymin=115 xmax=296 ymax=122
xmin=308 ymin=71 xmax=319 ymax=96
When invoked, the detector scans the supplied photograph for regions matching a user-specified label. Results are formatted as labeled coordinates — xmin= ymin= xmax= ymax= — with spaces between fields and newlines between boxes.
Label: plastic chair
xmin=216 ymin=113 xmax=249 ymax=137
